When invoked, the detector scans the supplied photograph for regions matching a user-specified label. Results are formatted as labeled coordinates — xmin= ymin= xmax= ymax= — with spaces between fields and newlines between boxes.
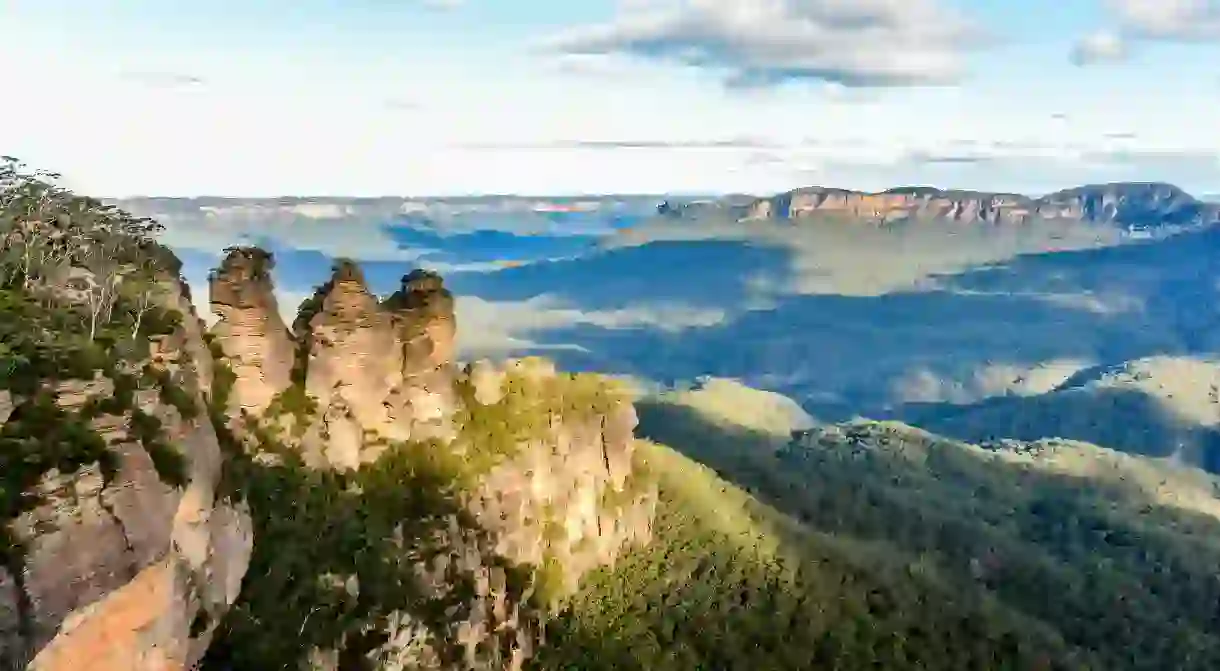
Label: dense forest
xmin=626 ymin=393 xmax=1220 ymax=671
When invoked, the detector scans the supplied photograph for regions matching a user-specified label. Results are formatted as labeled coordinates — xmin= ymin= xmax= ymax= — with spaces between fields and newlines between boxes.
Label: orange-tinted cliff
xmin=662 ymin=182 xmax=1220 ymax=229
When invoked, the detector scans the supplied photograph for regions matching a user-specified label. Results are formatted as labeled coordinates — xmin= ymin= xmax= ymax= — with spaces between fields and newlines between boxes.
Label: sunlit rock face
xmin=205 ymin=250 xmax=657 ymax=666
xmin=207 ymin=247 xmax=294 ymax=415
xmin=461 ymin=358 xmax=656 ymax=596
xmin=5 ymin=280 xmax=253 ymax=671
xmin=744 ymin=182 xmax=1220 ymax=228
xmin=285 ymin=261 xmax=460 ymax=468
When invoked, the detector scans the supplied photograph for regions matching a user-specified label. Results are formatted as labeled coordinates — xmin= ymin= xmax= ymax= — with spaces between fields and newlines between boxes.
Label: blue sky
xmin=2 ymin=0 xmax=1219 ymax=196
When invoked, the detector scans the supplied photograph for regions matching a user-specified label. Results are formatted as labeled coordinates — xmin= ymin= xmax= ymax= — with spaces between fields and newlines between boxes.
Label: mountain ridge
xmin=660 ymin=181 xmax=1220 ymax=229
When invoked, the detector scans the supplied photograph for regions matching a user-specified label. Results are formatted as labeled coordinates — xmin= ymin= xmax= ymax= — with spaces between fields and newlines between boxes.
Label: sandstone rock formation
xmin=461 ymin=359 xmax=656 ymax=596
xmin=208 ymin=247 xmax=294 ymax=415
xmin=2 ymin=279 xmax=253 ymax=671
xmin=273 ymin=259 xmax=460 ymax=469
xmin=662 ymin=182 xmax=1220 ymax=230
xmin=206 ymin=250 xmax=657 ymax=667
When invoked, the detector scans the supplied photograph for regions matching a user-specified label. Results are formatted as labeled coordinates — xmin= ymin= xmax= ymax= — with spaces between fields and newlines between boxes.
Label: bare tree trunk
xmin=89 ymin=300 xmax=99 ymax=341
xmin=132 ymin=290 xmax=149 ymax=340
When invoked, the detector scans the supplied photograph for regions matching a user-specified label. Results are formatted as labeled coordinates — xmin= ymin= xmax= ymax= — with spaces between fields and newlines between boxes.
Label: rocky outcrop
xmin=762 ymin=187 xmax=1034 ymax=224
xmin=666 ymin=182 xmax=1220 ymax=229
xmin=274 ymin=259 xmax=460 ymax=469
xmin=1035 ymin=183 xmax=1215 ymax=229
xmin=3 ymin=280 xmax=253 ymax=671
xmin=461 ymin=359 xmax=656 ymax=596
xmin=208 ymin=247 xmax=294 ymax=415
xmin=208 ymin=251 xmax=657 ymax=668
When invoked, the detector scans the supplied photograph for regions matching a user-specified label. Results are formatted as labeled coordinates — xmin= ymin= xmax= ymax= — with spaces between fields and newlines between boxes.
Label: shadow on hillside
xmin=444 ymin=240 xmax=789 ymax=311
xmin=939 ymin=227 xmax=1220 ymax=352
xmin=469 ymin=227 xmax=1220 ymax=422
xmin=635 ymin=399 xmax=785 ymax=495
xmin=536 ymin=282 xmax=1187 ymax=418
xmin=634 ymin=400 xmax=1220 ymax=669
xmin=898 ymin=387 xmax=1220 ymax=473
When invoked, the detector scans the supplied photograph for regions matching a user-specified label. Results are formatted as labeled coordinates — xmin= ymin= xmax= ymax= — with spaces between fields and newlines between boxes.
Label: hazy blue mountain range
xmin=130 ymin=181 xmax=1220 ymax=475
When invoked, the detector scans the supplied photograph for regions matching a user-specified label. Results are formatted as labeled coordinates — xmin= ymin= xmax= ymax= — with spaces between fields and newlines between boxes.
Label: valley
xmin=4 ymin=161 xmax=1220 ymax=671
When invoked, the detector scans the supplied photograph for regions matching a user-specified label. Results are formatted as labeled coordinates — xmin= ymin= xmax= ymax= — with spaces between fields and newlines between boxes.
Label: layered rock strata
xmin=662 ymin=182 xmax=1220 ymax=229
xmin=3 ymin=279 xmax=253 ymax=671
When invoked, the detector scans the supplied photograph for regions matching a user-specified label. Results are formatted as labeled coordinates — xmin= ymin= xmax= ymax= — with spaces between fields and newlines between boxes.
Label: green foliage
xmin=0 ymin=289 xmax=111 ymax=394
xmin=0 ymin=158 xmax=198 ymax=579
xmin=0 ymin=392 xmax=114 ymax=660
xmin=202 ymin=435 xmax=533 ymax=670
xmin=137 ymin=304 xmax=183 ymax=338
xmin=0 ymin=291 xmax=192 ymax=490
xmin=452 ymin=366 xmax=628 ymax=479
xmin=200 ymin=338 xmax=543 ymax=669
xmin=0 ymin=389 xmax=123 ymax=648
xmin=535 ymin=440 xmax=1088 ymax=671
xmin=532 ymin=555 xmax=567 ymax=608
xmin=129 ymin=408 xmax=189 ymax=487
xmin=143 ymin=365 xmax=199 ymax=420
xmin=622 ymin=398 xmax=1220 ymax=671
xmin=0 ymin=394 xmax=114 ymax=526
xmin=265 ymin=383 xmax=319 ymax=423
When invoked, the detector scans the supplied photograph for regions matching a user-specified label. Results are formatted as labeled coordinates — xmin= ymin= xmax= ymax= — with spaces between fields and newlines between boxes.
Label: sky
xmin=2 ymin=0 xmax=1219 ymax=197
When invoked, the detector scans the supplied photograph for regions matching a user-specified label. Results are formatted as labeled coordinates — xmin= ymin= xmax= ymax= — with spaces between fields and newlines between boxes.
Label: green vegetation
xmin=535 ymin=439 xmax=1089 ymax=670
xmin=143 ymin=363 xmax=199 ymax=420
xmin=0 ymin=395 xmax=115 ymax=536
xmin=451 ymin=362 xmax=629 ymax=478
xmin=0 ymin=157 xmax=193 ymax=630
xmin=204 ymin=348 xmax=645 ymax=668
xmin=207 ymin=354 xmax=594 ymax=668
xmin=204 ymin=395 xmax=542 ymax=669
xmin=128 ymin=408 xmax=189 ymax=487
xmin=13 ymin=154 xmax=1220 ymax=671
xmin=597 ymin=394 xmax=1220 ymax=671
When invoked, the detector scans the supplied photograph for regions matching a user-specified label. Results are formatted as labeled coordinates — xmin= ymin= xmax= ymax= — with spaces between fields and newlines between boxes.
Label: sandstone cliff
xmin=660 ymin=182 xmax=1220 ymax=230
xmin=2 ymin=278 xmax=253 ymax=671
xmin=204 ymin=249 xmax=657 ymax=669
xmin=207 ymin=247 xmax=294 ymax=416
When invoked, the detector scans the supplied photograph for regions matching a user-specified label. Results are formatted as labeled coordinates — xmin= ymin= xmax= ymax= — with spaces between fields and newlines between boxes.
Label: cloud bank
xmin=1074 ymin=0 xmax=1220 ymax=64
xmin=547 ymin=0 xmax=980 ymax=88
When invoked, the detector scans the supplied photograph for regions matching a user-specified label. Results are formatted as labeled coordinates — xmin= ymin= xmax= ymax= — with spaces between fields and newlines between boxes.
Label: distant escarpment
xmin=204 ymin=247 xmax=656 ymax=669
xmin=660 ymin=182 xmax=1220 ymax=230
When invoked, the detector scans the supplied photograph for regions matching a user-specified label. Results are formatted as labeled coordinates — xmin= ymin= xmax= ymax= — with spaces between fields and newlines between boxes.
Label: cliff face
xmin=460 ymin=358 xmax=655 ymax=596
xmin=207 ymin=248 xmax=294 ymax=416
xmin=662 ymin=182 xmax=1220 ymax=229
xmin=761 ymin=187 xmax=1035 ymax=224
xmin=2 ymin=279 xmax=253 ymax=671
xmin=205 ymin=249 xmax=657 ymax=668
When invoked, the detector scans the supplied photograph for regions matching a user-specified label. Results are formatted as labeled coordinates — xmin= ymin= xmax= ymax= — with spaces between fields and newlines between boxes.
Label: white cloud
xmin=546 ymin=0 xmax=980 ymax=88
xmin=119 ymin=71 xmax=207 ymax=89
xmin=4 ymin=3 xmax=1219 ymax=198
xmin=455 ymin=294 xmax=727 ymax=356
xmin=1071 ymin=31 xmax=1128 ymax=65
xmin=889 ymin=359 xmax=1095 ymax=405
xmin=142 ymin=209 xmax=436 ymax=263
xmin=1111 ymin=0 xmax=1220 ymax=40
xmin=1074 ymin=0 xmax=1220 ymax=64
